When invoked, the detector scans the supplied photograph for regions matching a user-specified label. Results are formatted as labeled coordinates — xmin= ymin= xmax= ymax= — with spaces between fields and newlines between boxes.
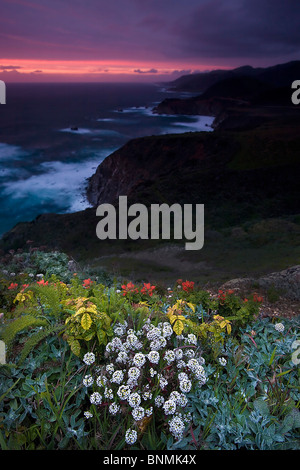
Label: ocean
xmin=0 ymin=82 xmax=214 ymax=237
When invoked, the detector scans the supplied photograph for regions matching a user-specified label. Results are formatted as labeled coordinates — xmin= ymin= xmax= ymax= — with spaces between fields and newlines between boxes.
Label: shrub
xmin=79 ymin=316 xmax=207 ymax=449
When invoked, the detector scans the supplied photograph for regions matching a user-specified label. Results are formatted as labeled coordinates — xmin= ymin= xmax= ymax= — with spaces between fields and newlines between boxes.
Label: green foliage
xmin=0 ymin=255 xmax=299 ymax=450
xmin=18 ymin=323 xmax=65 ymax=365
xmin=27 ymin=280 xmax=67 ymax=319
xmin=1 ymin=315 xmax=49 ymax=347
xmin=30 ymin=250 xmax=71 ymax=282
xmin=64 ymin=299 xmax=113 ymax=358
xmin=0 ymin=335 xmax=86 ymax=450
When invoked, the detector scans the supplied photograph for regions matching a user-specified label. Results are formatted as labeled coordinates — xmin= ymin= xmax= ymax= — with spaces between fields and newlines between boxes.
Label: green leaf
xmin=276 ymin=369 xmax=293 ymax=378
xmin=69 ymin=338 xmax=81 ymax=356
xmin=253 ymin=398 xmax=270 ymax=417
xmin=97 ymin=329 xmax=106 ymax=344
xmin=81 ymin=313 xmax=92 ymax=330
xmin=269 ymin=346 xmax=277 ymax=366
xmin=0 ymin=377 xmax=21 ymax=402
xmin=173 ymin=319 xmax=184 ymax=335
xmin=83 ymin=331 xmax=95 ymax=341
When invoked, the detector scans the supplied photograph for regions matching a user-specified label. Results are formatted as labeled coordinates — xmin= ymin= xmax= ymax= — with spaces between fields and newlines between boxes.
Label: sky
xmin=0 ymin=0 xmax=300 ymax=82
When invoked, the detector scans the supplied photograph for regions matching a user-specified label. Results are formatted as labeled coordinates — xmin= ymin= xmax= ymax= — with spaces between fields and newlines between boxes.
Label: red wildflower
xmin=253 ymin=293 xmax=263 ymax=303
xmin=8 ymin=282 xmax=18 ymax=290
xmin=182 ymin=280 xmax=194 ymax=292
xmin=21 ymin=284 xmax=29 ymax=291
xmin=121 ymin=282 xmax=139 ymax=296
xmin=140 ymin=282 xmax=156 ymax=296
xmin=82 ymin=278 xmax=93 ymax=288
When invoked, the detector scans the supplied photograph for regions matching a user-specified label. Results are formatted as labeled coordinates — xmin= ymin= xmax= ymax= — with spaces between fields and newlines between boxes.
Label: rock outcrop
xmin=220 ymin=266 xmax=300 ymax=300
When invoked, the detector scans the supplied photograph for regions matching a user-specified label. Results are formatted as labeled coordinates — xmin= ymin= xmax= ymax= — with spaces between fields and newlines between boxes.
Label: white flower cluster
xmin=82 ymin=320 xmax=207 ymax=445
xmin=218 ymin=357 xmax=227 ymax=366
xmin=274 ymin=322 xmax=285 ymax=333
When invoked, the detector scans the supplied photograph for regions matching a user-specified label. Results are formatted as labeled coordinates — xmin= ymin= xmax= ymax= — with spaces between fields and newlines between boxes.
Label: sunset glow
xmin=0 ymin=1 xmax=299 ymax=82
xmin=0 ymin=58 xmax=226 ymax=82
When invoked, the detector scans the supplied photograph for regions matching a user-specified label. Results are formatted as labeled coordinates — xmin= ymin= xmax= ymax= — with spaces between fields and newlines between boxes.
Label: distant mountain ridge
xmin=154 ymin=60 xmax=300 ymax=128
xmin=167 ymin=60 xmax=300 ymax=92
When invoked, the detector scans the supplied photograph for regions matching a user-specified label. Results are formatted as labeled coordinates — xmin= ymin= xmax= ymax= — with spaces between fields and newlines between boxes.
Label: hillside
xmin=167 ymin=61 xmax=300 ymax=92
xmin=1 ymin=109 xmax=299 ymax=286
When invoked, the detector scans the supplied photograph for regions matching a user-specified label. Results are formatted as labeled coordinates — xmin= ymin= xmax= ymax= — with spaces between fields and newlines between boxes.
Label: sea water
xmin=0 ymin=82 xmax=214 ymax=237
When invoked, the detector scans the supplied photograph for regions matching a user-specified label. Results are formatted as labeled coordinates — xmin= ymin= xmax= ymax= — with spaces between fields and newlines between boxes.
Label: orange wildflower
xmin=37 ymin=279 xmax=48 ymax=286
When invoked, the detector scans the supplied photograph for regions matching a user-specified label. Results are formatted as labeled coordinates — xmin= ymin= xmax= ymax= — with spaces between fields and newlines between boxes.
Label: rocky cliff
xmin=86 ymin=131 xmax=235 ymax=207
xmin=152 ymin=96 xmax=240 ymax=120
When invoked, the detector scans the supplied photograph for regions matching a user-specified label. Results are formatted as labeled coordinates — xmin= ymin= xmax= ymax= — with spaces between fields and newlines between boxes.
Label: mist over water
xmin=0 ymin=82 xmax=213 ymax=236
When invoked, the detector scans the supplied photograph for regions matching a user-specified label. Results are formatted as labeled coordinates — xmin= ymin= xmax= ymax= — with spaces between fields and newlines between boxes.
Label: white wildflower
xmin=106 ymin=363 xmax=115 ymax=374
xmin=126 ymin=333 xmax=139 ymax=349
xmin=125 ymin=428 xmax=137 ymax=445
xmin=163 ymin=399 xmax=177 ymax=415
xmin=148 ymin=350 xmax=160 ymax=364
xmin=83 ymin=352 xmax=95 ymax=365
xmin=154 ymin=395 xmax=165 ymax=407
xmin=185 ymin=333 xmax=197 ymax=345
xmin=96 ymin=375 xmax=107 ymax=387
xmin=178 ymin=393 xmax=188 ymax=407
xmin=133 ymin=353 xmax=146 ymax=368
xmin=177 ymin=360 xmax=186 ymax=369
xmin=104 ymin=388 xmax=114 ymax=400
xmin=187 ymin=358 xmax=200 ymax=372
xmin=178 ymin=372 xmax=189 ymax=381
xmin=146 ymin=407 xmax=153 ymax=417
xmin=83 ymin=374 xmax=94 ymax=387
xmin=275 ymin=323 xmax=285 ymax=333
xmin=132 ymin=406 xmax=145 ymax=421
xmin=111 ymin=370 xmax=124 ymax=384
xmin=117 ymin=385 xmax=131 ymax=400
xmin=116 ymin=351 xmax=128 ymax=364
xmin=218 ymin=357 xmax=227 ymax=366
xmin=159 ymin=377 xmax=168 ymax=390
xmin=147 ymin=327 xmax=161 ymax=340
xmin=169 ymin=415 xmax=185 ymax=440
xmin=109 ymin=403 xmax=120 ymax=415
xmin=174 ymin=349 xmax=183 ymax=360
xmin=128 ymin=392 xmax=141 ymax=408
xmin=184 ymin=349 xmax=195 ymax=358
xmin=164 ymin=350 xmax=176 ymax=364
xmin=114 ymin=326 xmax=125 ymax=336
xmin=179 ymin=378 xmax=192 ymax=393
xmin=143 ymin=391 xmax=152 ymax=400
xmin=128 ymin=366 xmax=140 ymax=380
xmin=90 ymin=392 xmax=102 ymax=405
xmin=162 ymin=323 xmax=173 ymax=338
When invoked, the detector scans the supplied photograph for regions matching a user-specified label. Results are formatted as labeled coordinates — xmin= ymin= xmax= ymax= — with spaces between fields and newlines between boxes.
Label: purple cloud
xmin=0 ymin=0 xmax=299 ymax=68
